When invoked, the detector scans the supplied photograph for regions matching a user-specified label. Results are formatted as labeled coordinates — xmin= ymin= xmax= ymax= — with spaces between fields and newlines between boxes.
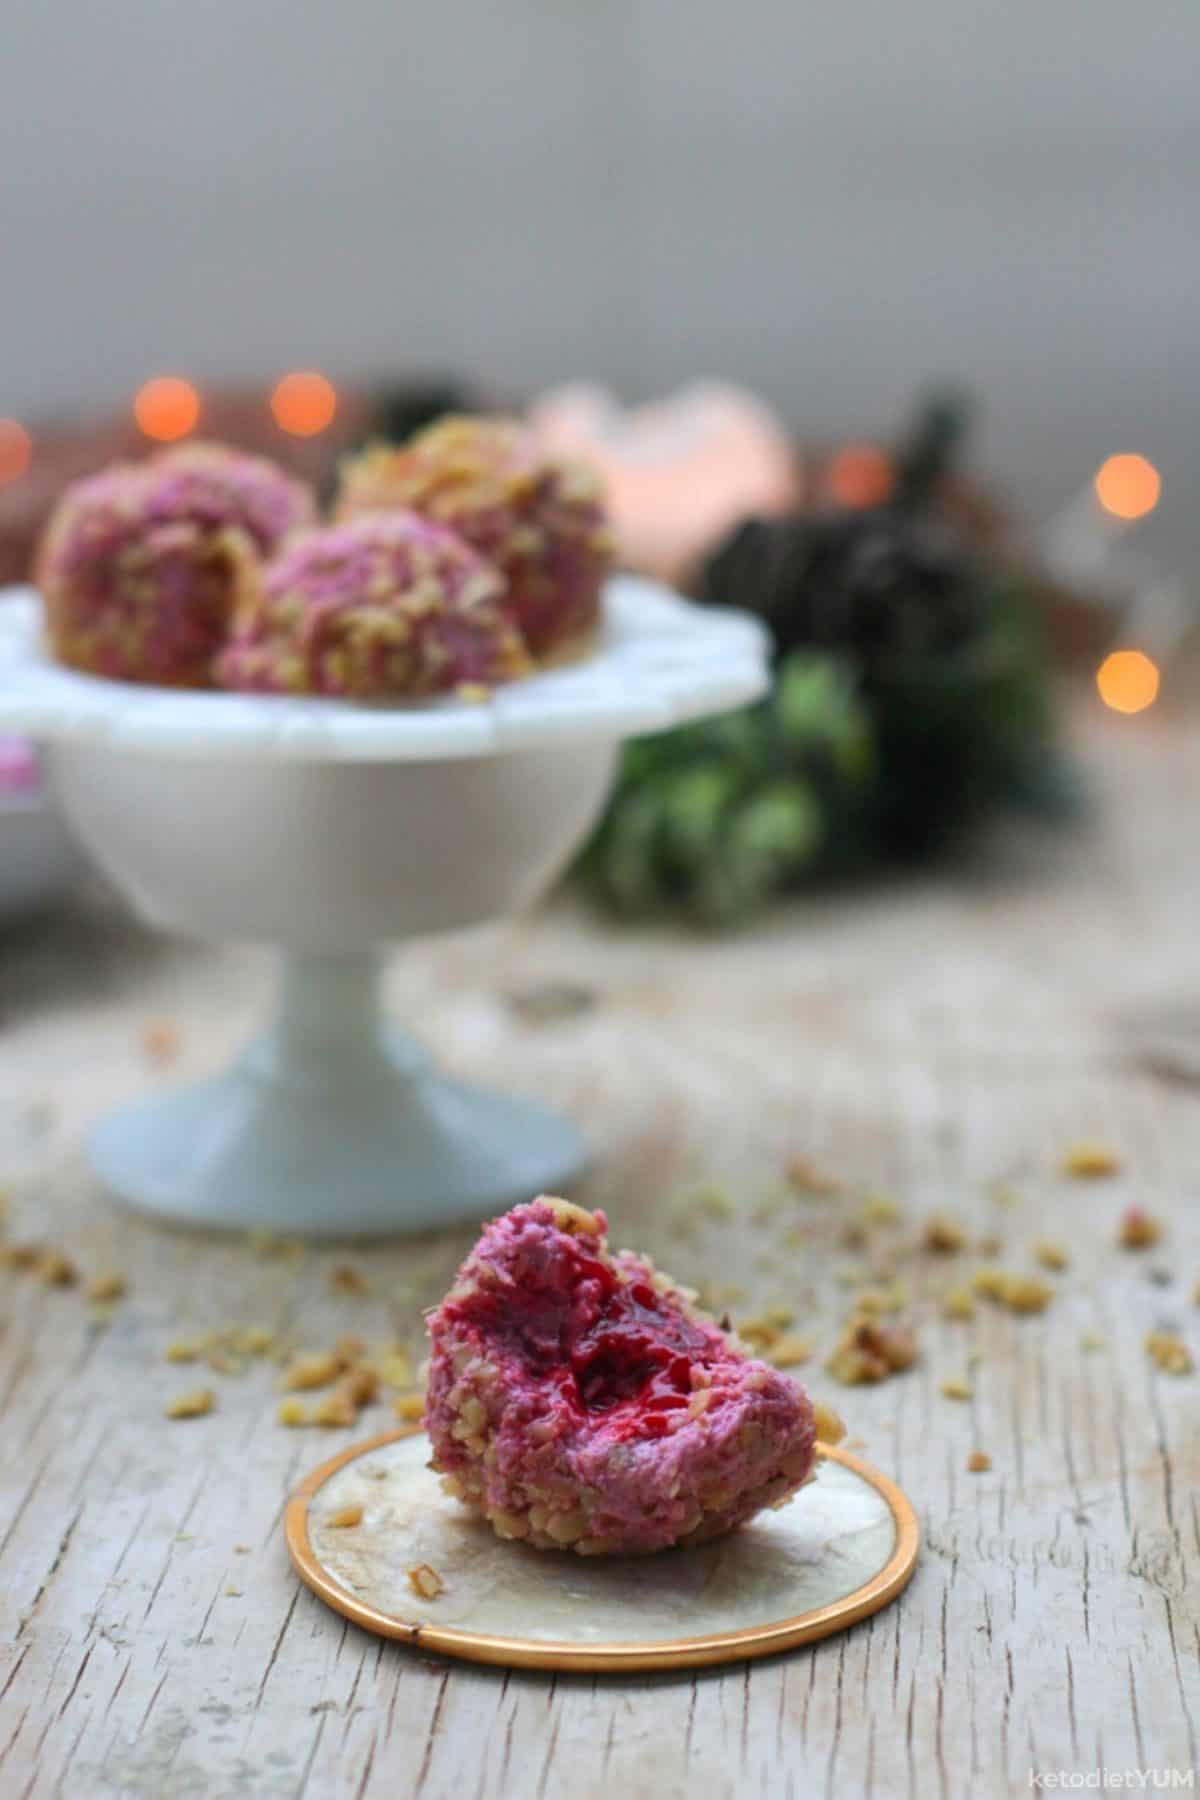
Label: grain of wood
xmin=0 ymin=711 xmax=1198 ymax=1797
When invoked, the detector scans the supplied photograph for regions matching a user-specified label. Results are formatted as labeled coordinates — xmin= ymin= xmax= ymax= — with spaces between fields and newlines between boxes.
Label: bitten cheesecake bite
xmin=425 ymin=1197 xmax=817 ymax=1554
xmin=37 ymin=443 xmax=315 ymax=687
xmin=335 ymin=416 xmax=613 ymax=660
xmin=216 ymin=512 xmax=532 ymax=698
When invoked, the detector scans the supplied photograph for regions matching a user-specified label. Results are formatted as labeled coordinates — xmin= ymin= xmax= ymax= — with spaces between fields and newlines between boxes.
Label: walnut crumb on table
xmin=1145 ymin=1330 xmax=1193 ymax=1375
xmin=922 ymin=1213 xmax=966 ymax=1254
xmin=36 ymin=1250 xmax=77 ymax=1287
xmin=940 ymin=1377 xmax=974 ymax=1401
xmin=826 ymin=1318 xmax=918 ymax=1385
xmin=1033 ymin=1241 xmax=1070 ymax=1272
xmin=165 ymin=1388 xmax=215 ymax=1419
xmin=973 ymin=1268 xmax=1054 ymax=1314
xmin=85 ymin=1271 xmax=127 ymax=1303
xmin=966 ymin=1450 xmax=992 ymax=1473
xmin=1061 ymin=1143 xmax=1121 ymax=1179
xmin=1118 ymin=1207 xmax=1162 ymax=1250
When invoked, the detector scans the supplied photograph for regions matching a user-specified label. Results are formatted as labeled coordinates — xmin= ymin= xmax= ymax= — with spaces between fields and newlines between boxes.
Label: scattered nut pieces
xmin=329 ymin=1264 xmax=371 ymax=1297
xmin=0 ymin=1243 xmax=44 ymax=1271
xmin=785 ymin=1156 xmax=841 ymax=1197
xmin=407 ymin=1563 xmax=445 ymax=1600
xmin=283 ymin=1352 xmax=342 ymax=1392
xmin=922 ymin=1214 xmax=966 ymax=1255
xmin=861 ymin=1192 xmax=903 ymax=1226
xmin=311 ymin=1392 xmax=358 ymax=1429
xmin=379 ymin=1350 xmax=415 ymax=1389
xmin=854 ymin=1285 xmax=906 ymax=1317
xmin=941 ymin=1285 xmax=977 ymax=1322
xmin=1061 ymin=1143 xmax=1120 ymax=1180
xmin=165 ymin=1339 xmax=202 ymax=1363
xmin=1146 ymin=1330 xmax=1193 ymax=1376
xmin=1118 ymin=1207 xmax=1162 ymax=1251
xmin=1080 ymin=1330 xmax=1107 ymax=1352
xmin=165 ymin=1388 xmax=215 ymax=1420
xmin=826 ymin=1318 xmax=918 ymax=1386
xmin=393 ymin=1393 xmax=425 ymax=1422
xmin=940 ymin=1377 xmax=974 ymax=1401
xmin=325 ymin=1504 xmax=364 ymax=1529
xmin=36 ymin=1250 xmax=77 ymax=1287
xmin=966 ymin=1450 xmax=992 ymax=1473
xmin=1033 ymin=1241 xmax=1069 ymax=1273
xmin=812 ymin=1401 xmax=847 ymax=1445
xmin=767 ymin=1333 xmax=813 ymax=1369
xmin=972 ymin=1268 xmax=1054 ymax=1315
xmin=277 ymin=1399 xmax=309 ymax=1427
xmin=85 ymin=1272 xmax=127 ymax=1303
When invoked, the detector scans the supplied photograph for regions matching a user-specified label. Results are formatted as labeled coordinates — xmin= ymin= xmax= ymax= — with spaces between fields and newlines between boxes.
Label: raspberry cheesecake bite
xmin=425 ymin=1197 xmax=817 ymax=1555
xmin=335 ymin=416 xmax=613 ymax=660
xmin=216 ymin=512 xmax=531 ymax=698
xmin=36 ymin=443 xmax=315 ymax=687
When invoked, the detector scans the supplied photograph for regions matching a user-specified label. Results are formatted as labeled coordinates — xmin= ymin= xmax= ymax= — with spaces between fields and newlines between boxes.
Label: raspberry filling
xmin=441 ymin=1237 xmax=713 ymax=1437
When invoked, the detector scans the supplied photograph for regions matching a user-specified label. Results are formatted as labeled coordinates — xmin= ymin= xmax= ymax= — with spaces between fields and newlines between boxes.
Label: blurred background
xmin=2 ymin=0 xmax=1196 ymax=562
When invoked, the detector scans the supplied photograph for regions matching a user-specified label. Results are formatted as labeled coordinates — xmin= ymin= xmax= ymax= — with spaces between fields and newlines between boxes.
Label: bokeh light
xmin=826 ymin=443 xmax=894 ymax=509
xmin=134 ymin=377 xmax=200 ymax=443
xmin=0 ymin=418 xmax=32 ymax=486
xmin=1094 ymin=453 xmax=1160 ymax=521
xmin=271 ymin=370 xmax=337 ymax=437
xmin=1096 ymin=648 xmax=1160 ymax=714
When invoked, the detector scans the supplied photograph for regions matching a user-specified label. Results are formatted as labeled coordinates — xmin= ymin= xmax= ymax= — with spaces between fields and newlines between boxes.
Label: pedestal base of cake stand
xmin=89 ymin=952 xmax=587 ymax=1238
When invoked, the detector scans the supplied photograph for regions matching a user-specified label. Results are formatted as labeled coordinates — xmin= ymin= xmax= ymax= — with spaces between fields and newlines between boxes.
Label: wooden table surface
xmin=1 ymin=708 xmax=1198 ymax=1799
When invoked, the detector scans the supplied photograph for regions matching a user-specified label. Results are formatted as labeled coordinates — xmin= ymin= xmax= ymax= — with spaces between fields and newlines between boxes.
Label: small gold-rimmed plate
xmin=285 ymin=1429 xmax=919 ymax=1672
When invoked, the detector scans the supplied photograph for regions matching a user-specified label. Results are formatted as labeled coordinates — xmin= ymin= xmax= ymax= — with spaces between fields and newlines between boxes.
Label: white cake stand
xmin=0 ymin=580 xmax=767 ymax=1237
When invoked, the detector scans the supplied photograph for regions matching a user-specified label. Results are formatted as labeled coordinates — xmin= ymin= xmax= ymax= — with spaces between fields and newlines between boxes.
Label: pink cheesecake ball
xmin=335 ymin=416 xmax=612 ymax=659
xmin=36 ymin=443 xmax=316 ymax=687
xmin=216 ymin=512 xmax=532 ymax=699
xmin=425 ymin=1197 xmax=816 ymax=1555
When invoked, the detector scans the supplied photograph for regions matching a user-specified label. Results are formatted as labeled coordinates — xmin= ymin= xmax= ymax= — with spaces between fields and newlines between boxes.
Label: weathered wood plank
xmin=0 ymin=711 xmax=1198 ymax=1797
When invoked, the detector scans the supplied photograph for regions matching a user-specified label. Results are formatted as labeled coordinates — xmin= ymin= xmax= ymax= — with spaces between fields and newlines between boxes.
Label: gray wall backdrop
xmin=2 ymin=1 xmax=1196 ymax=564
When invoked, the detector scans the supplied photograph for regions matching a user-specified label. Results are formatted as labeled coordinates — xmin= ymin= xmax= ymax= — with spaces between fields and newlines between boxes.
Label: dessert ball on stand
xmin=36 ymin=443 xmax=315 ymax=687
xmin=217 ymin=512 xmax=532 ymax=698
xmin=336 ymin=417 xmax=612 ymax=659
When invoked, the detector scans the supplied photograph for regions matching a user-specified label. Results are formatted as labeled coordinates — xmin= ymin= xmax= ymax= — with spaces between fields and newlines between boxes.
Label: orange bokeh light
xmin=271 ymin=371 xmax=337 ymax=438
xmin=826 ymin=443 xmax=894 ymax=510
xmin=1094 ymin=453 xmax=1160 ymax=521
xmin=134 ymin=377 xmax=201 ymax=443
xmin=1096 ymin=648 xmax=1160 ymax=715
xmin=0 ymin=418 xmax=32 ymax=486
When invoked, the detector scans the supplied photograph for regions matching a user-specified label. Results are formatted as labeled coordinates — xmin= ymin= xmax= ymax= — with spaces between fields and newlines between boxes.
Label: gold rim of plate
xmin=284 ymin=1428 xmax=920 ymax=1672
